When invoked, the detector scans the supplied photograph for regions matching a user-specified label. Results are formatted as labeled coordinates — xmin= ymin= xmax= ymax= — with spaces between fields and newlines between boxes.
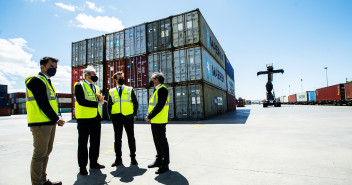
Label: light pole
xmin=324 ymin=67 xmax=328 ymax=87
xmin=301 ymin=79 xmax=303 ymax=92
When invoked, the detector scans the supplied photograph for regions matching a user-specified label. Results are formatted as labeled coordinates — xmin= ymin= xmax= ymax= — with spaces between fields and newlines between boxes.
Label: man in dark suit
xmin=107 ymin=71 xmax=139 ymax=166
xmin=74 ymin=65 xmax=106 ymax=175
xmin=26 ymin=56 xmax=65 ymax=185
xmin=146 ymin=72 xmax=170 ymax=174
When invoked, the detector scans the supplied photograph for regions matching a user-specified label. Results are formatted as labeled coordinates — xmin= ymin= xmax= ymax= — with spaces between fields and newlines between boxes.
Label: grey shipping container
xmin=72 ymin=42 xmax=79 ymax=67
xmin=175 ymin=82 xmax=227 ymax=120
xmin=71 ymin=40 xmax=87 ymax=67
xmin=174 ymin=46 xmax=226 ymax=91
xmin=227 ymin=74 xmax=235 ymax=96
xmin=296 ymin=92 xmax=308 ymax=104
xmin=106 ymin=31 xmax=124 ymax=61
xmin=125 ymin=24 xmax=147 ymax=57
xmin=147 ymin=18 xmax=172 ymax=53
xmin=87 ymin=36 xmax=104 ymax=64
xmin=148 ymin=51 xmax=173 ymax=84
xmin=135 ymin=88 xmax=149 ymax=120
xmin=172 ymin=9 xmax=225 ymax=69
xmin=90 ymin=63 xmax=104 ymax=92
xmin=149 ymin=86 xmax=174 ymax=119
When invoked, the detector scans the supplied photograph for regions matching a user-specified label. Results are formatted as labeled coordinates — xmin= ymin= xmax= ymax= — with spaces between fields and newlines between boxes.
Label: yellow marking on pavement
xmin=189 ymin=125 xmax=204 ymax=128
xmin=99 ymin=146 xmax=114 ymax=155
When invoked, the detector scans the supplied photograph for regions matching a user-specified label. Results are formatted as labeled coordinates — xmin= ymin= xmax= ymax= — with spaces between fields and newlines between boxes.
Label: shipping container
xmin=106 ymin=30 xmax=124 ymax=61
xmin=296 ymin=92 xmax=308 ymax=104
xmin=175 ymin=82 xmax=227 ymax=120
xmin=225 ymin=55 xmax=234 ymax=81
xmin=316 ymin=84 xmax=345 ymax=105
xmin=91 ymin=63 xmax=104 ymax=93
xmin=72 ymin=42 xmax=79 ymax=67
xmin=288 ymin=94 xmax=297 ymax=104
xmin=104 ymin=60 xmax=125 ymax=92
xmin=125 ymin=24 xmax=147 ymax=57
xmin=0 ymin=84 xmax=8 ymax=93
xmin=307 ymin=91 xmax=316 ymax=104
xmin=87 ymin=35 xmax=104 ymax=65
xmin=135 ymin=88 xmax=149 ymax=120
xmin=226 ymin=92 xmax=236 ymax=111
xmin=72 ymin=64 xmax=103 ymax=93
xmin=149 ymin=86 xmax=174 ymax=119
xmin=0 ymin=92 xmax=8 ymax=100
xmin=345 ymin=83 xmax=352 ymax=106
xmin=0 ymin=108 xmax=11 ymax=116
xmin=226 ymin=74 xmax=235 ymax=96
xmin=0 ymin=100 xmax=11 ymax=108
xmin=59 ymin=103 xmax=72 ymax=108
xmin=147 ymin=18 xmax=172 ymax=53
xmin=60 ymin=108 xmax=72 ymax=113
xmin=11 ymin=98 xmax=26 ymax=104
xmin=148 ymin=51 xmax=173 ymax=84
xmin=57 ymin=93 xmax=72 ymax=98
xmin=125 ymin=55 xmax=148 ymax=88
xmin=174 ymin=46 xmax=226 ymax=91
xmin=72 ymin=40 xmax=87 ymax=67
xmin=71 ymin=66 xmax=86 ymax=92
xmin=9 ymin=92 xmax=25 ymax=99
xmin=172 ymin=9 xmax=225 ymax=69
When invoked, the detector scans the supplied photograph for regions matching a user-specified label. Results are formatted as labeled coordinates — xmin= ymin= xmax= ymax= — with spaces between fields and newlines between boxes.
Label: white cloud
xmin=85 ymin=1 xmax=103 ymax=13
xmin=75 ymin=14 xmax=124 ymax=32
xmin=55 ymin=2 xmax=76 ymax=12
xmin=0 ymin=38 xmax=71 ymax=93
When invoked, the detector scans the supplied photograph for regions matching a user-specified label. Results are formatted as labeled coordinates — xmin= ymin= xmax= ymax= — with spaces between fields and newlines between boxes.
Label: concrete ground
xmin=0 ymin=105 xmax=351 ymax=185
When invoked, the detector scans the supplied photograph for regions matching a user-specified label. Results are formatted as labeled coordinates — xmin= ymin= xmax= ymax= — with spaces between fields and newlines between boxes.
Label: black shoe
xmin=90 ymin=163 xmax=105 ymax=169
xmin=131 ymin=157 xmax=138 ymax=165
xmin=111 ymin=160 xmax=123 ymax=167
xmin=155 ymin=165 xmax=169 ymax=174
xmin=79 ymin=167 xmax=88 ymax=176
xmin=148 ymin=160 xmax=162 ymax=168
xmin=43 ymin=180 xmax=62 ymax=185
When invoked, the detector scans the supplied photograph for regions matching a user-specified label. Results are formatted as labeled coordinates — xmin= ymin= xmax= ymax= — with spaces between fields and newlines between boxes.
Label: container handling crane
xmin=257 ymin=64 xmax=284 ymax=107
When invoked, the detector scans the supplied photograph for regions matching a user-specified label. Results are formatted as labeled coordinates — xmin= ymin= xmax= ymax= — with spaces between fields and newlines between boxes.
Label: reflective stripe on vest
xmin=25 ymin=75 xmax=58 ymax=124
xmin=148 ymin=84 xmax=169 ymax=124
xmin=109 ymin=86 xmax=134 ymax=116
xmin=74 ymin=81 xmax=101 ymax=119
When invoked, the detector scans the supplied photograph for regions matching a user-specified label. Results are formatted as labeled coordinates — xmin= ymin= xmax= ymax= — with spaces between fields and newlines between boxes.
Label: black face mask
xmin=90 ymin=76 xmax=98 ymax=82
xmin=46 ymin=68 xmax=57 ymax=77
xmin=149 ymin=80 xmax=154 ymax=87
xmin=118 ymin=78 xmax=125 ymax=85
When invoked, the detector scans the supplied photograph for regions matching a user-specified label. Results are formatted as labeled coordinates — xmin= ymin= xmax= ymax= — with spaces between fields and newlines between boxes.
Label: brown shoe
xmin=111 ymin=160 xmax=123 ymax=167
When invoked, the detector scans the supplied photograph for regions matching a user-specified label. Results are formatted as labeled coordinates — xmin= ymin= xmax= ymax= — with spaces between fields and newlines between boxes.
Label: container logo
xmin=214 ymin=96 xmax=218 ymax=105
xmin=212 ymin=65 xmax=225 ymax=82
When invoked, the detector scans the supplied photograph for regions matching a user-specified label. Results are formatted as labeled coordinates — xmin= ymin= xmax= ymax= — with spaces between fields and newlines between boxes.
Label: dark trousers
xmin=77 ymin=116 xmax=101 ymax=168
xmin=151 ymin=123 xmax=169 ymax=165
xmin=112 ymin=114 xmax=136 ymax=160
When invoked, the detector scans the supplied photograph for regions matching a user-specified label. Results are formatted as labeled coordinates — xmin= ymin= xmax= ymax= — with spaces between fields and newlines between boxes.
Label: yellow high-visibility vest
xmin=74 ymin=81 xmax=101 ymax=119
xmin=25 ymin=75 xmax=58 ymax=125
xmin=148 ymin=84 xmax=169 ymax=123
xmin=109 ymin=86 xmax=134 ymax=116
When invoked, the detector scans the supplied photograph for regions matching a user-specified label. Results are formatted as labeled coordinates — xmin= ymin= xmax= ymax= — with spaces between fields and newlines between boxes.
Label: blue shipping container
xmin=0 ymin=92 xmax=8 ymax=99
xmin=0 ymin=100 xmax=11 ymax=108
xmin=307 ymin=91 xmax=316 ymax=102
xmin=0 ymin=84 xmax=7 ymax=93
xmin=225 ymin=55 xmax=234 ymax=81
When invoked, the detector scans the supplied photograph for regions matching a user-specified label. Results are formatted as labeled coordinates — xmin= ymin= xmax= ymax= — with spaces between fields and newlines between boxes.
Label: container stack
xmin=71 ymin=9 xmax=236 ymax=120
xmin=57 ymin=93 xmax=73 ymax=113
xmin=0 ymin=84 xmax=11 ymax=116
xmin=9 ymin=92 xmax=26 ymax=114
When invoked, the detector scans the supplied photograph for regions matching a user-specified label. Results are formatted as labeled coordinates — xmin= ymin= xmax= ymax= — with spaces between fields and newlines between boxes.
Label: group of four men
xmin=25 ymin=57 xmax=171 ymax=185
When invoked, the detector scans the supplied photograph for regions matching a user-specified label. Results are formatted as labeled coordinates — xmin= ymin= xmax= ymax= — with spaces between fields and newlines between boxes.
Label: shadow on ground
xmin=110 ymin=165 xmax=147 ymax=183
xmin=73 ymin=169 xmax=107 ymax=185
xmin=155 ymin=170 xmax=189 ymax=185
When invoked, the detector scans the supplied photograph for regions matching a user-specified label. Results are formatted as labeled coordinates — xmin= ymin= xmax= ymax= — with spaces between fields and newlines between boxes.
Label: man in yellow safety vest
xmin=107 ymin=71 xmax=139 ymax=167
xmin=146 ymin=72 xmax=170 ymax=174
xmin=26 ymin=56 xmax=64 ymax=185
xmin=74 ymin=65 xmax=106 ymax=175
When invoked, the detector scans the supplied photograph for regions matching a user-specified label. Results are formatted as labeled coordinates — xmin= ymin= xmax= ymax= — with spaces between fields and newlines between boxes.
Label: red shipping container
xmin=344 ymin=83 xmax=352 ymax=99
xmin=316 ymin=84 xmax=344 ymax=101
xmin=59 ymin=103 xmax=72 ymax=108
xmin=72 ymin=97 xmax=76 ymax=119
xmin=125 ymin=55 xmax=148 ymax=88
xmin=71 ymin=66 xmax=86 ymax=93
xmin=288 ymin=94 xmax=297 ymax=103
xmin=57 ymin=93 xmax=73 ymax=98
xmin=227 ymin=92 xmax=236 ymax=111
xmin=105 ymin=60 xmax=125 ymax=92
xmin=0 ymin=108 xmax=11 ymax=116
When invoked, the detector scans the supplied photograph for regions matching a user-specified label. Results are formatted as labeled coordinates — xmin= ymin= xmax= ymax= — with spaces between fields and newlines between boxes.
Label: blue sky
xmin=0 ymin=0 xmax=351 ymax=100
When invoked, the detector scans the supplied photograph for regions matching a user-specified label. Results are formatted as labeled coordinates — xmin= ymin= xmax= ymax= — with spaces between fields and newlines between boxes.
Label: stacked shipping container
xmin=71 ymin=9 xmax=236 ymax=120
xmin=0 ymin=84 xmax=11 ymax=116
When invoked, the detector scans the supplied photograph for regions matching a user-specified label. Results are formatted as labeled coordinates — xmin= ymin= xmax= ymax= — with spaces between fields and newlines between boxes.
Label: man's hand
xmin=98 ymin=99 xmax=107 ymax=105
xmin=145 ymin=115 xmax=150 ymax=123
xmin=57 ymin=116 xmax=65 ymax=127
xmin=96 ymin=94 xmax=104 ymax=101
